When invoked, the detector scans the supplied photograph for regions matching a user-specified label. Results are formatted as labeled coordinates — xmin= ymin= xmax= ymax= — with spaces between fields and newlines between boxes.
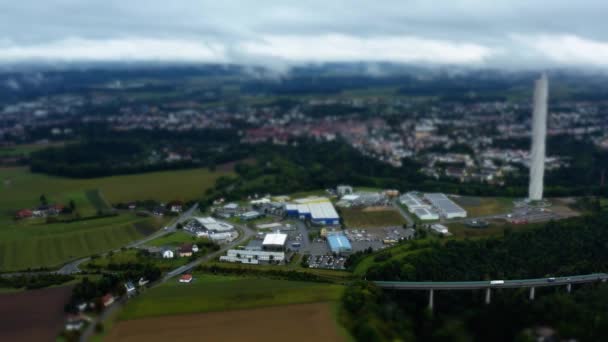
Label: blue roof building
xmin=327 ymin=233 xmax=352 ymax=254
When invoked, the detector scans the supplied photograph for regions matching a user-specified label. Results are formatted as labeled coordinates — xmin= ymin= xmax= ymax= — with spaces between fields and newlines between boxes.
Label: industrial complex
xmin=399 ymin=192 xmax=467 ymax=220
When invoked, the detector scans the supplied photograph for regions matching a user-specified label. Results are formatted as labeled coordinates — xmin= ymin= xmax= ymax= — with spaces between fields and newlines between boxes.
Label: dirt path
xmin=107 ymin=302 xmax=344 ymax=342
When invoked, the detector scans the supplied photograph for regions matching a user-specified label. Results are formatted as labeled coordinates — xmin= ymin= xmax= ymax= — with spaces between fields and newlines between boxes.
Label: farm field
xmin=0 ymin=214 xmax=164 ymax=271
xmin=340 ymin=207 xmax=406 ymax=228
xmin=0 ymin=166 xmax=231 ymax=217
xmin=450 ymin=196 xmax=514 ymax=217
xmin=108 ymin=302 xmax=344 ymax=342
xmin=119 ymin=274 xmax=344 ymax=320
xmin=144 ymin=231 xmax=201 ymax=247
xmin=0 ymin=286 xmax=72 ymax=341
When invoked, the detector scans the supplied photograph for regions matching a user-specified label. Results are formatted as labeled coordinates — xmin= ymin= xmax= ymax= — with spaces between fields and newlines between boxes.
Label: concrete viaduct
xmin=374 ymin=273 xmax=608 ymax=311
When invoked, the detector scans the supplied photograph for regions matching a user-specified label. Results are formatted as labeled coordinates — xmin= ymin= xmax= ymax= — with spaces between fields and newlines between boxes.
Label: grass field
xmin=144 ymin=231 xmax=201 ymax=247
xmin=450 ymin=196 xmax=514 ymax=217
xmin=0 ymin=167 xmax=231 ymax=216
xmin=0 ymin=215 xmax=165 ymax=271
xmin=353 ymin=240 xmax=435 ymax=276
xmin=0 ymin=142 xmax=67 ymax=157
xmin=83 ymin=249 xmax=189 ymax=272
xmin=119 ymin=274 xmax=345 ymax=320
xmin=340 ymin=207 xmax=406 ymax=228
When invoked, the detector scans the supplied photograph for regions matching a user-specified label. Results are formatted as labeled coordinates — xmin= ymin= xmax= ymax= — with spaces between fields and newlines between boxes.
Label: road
xmin=56 ymin=203 xmax=199 ymax=275
xmin=164 ymin=222 xmax=255 ymax=280
xmin=392 ymin=198 xmax=414 ymax=227
xmin=374 ymin=273 xmax=608 ymax=290
xmin=79 ymin=217 xmax=254 ymax=342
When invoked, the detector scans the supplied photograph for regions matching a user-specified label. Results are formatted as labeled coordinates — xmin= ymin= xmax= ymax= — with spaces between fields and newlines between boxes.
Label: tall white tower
xmin=528 ymin=73 xmax=548 ymax=201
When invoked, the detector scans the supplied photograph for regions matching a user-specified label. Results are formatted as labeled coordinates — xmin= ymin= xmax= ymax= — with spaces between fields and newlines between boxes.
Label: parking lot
xmin=307 ymin=254 xmax=347 ymax=270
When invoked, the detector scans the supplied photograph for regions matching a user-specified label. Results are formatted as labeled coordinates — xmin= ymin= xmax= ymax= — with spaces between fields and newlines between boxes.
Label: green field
xmin=0 ymin=142 xmax=66 ymax=157
xmin=0 ymin=214 xmax=165 ymax=271
xmin=0 ymin=167 xmax=230 ymax=216
xmin=119 ymin=274 xmax=345 ymax=320
xmin=353 ymin=240 xmax=435 ymax=276
xmin=450 ymin=196 xmax=514 ymax=217
xmin=83 ymin=248 xmax=189 ymax=273
xmin=340 ymin=207 xmax=406 ymax=228
xmin=145 ymin=231 xmax=205 ymax=247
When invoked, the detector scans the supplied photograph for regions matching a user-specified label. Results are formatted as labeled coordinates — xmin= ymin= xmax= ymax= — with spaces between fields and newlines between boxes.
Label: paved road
xmin=392 ymin=198 xmax=414 ymax=227
xmin=80 ymin=214 xmax=251 ymax=341
xmin=375 ymin=273 xmax=608 ymax=290
xmin=56 ymin=204 xmax=199 ymax=275
xmin=164 ymin=222 xmax=255 ymax=280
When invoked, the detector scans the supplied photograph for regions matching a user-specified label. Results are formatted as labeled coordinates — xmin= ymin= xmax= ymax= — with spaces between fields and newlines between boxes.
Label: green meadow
xmin=0 ymin=215 xmax=164 ymax=271
xmin=119 ymin=274 xmax=345 ymax=320
xmin=0 ymin=167 xmax=229 ymax=271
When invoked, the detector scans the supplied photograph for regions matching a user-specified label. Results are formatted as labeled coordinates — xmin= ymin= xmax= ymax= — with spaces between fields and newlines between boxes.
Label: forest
xmin=341 ymin=212 xmax=608 ymax=341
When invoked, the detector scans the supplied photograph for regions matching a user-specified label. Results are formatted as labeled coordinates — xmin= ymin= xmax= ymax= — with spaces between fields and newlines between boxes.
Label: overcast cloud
xmin=2 ymin=0 xmax=608 ymax=68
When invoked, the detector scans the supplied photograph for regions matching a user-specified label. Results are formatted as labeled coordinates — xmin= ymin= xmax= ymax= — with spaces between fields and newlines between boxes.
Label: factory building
xmin=423 ymin=193 xmax=467 ymax=219
xmin=220 ymin=249 xmax=285 ymax=264
xmin=193 ymin=217 xmax=234 ymax=232
xmin=327 ymin=233 xmax=352 ymax=254
xmin=285 ymin=197 xmax=340 ymax=225
xmin=262 ymin=232 xmax=288 ymax=251
xmin=413 ymin=207 xmax=439 ymax=221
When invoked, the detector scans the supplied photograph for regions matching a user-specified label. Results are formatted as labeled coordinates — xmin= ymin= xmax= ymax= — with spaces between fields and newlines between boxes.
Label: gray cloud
xmin=2 ymin=1 xmax=608 ymax=68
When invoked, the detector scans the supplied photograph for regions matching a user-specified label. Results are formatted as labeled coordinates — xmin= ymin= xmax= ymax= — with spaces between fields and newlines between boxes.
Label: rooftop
xmin=262 ymin=232 xmax=287 ymax=246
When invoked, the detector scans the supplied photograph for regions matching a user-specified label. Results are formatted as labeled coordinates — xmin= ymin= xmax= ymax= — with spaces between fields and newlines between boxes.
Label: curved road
xmin=79 ymin=219 xmax=254 ymax=342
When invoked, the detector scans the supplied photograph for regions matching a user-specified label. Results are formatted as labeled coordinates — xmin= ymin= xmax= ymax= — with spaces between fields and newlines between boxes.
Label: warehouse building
xmin=262 ymin=232 xmax=287 ymax=251
xmin=220 ymin=249 xmax=285 ymax=264
xmin=423 ymin=193 xmax=467 ymax=219
xmin=193 ymin=217 xmax=234 ymax=232
xmin=285 ymin=197 xmax=340 ymax=225
xmin=327 ymin=233 xmax=352 ymax=254
xmin=413 ymin=207 xmax=439 ymax=221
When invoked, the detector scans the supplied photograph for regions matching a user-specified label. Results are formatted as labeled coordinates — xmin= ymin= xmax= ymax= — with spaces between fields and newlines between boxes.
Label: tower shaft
xmin=529 ymin=74 xmax=548 ymax=201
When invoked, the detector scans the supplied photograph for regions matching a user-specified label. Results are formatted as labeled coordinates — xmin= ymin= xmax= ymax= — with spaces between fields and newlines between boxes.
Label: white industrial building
xmin=262 ymin=232 xmax=288 ymax=250
xmin=430 ymin=224 xmax=450 ymax=235
xmin=193 ymin=217 xmax=234 ymax=232
xmin=413 ymin=208 xmax=439 ymax=221
xmin=400 ymin=192 xmax=438 ymax=220
xmin=220 ymin=249 xmax=285 ymax=264
xmin=423 ymin=193 xmax=467 ymax=219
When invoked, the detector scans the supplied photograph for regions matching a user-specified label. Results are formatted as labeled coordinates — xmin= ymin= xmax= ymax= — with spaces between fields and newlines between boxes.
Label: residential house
xmin=15 ymin=209 xmax=33 ymax=219
xmin=162 ymin=249 xmax=175 ymax=259
xmin=102 ymin=294 xmax=114 ymax=307
xmin=179 ymin=243 xmax=193 ymax=257
xmin=179 ymin=274 xmax=193 ymax=283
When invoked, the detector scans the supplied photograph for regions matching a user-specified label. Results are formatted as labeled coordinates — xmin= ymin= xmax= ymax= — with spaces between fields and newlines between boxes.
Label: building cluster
xmin=399 ymin=192 xmax=467 ymax=221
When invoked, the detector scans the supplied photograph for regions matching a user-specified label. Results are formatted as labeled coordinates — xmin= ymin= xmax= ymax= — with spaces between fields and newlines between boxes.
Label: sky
xmin=2 ymin=0 xmax=608 ymax=69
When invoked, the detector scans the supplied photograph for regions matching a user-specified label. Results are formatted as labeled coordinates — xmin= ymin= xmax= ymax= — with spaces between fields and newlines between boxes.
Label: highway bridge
xmin=374 ymin=273 xmax=608 ymax=310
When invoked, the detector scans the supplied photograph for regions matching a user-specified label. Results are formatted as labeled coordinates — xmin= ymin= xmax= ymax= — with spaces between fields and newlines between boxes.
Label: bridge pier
xmin=428 ymin=289 xmax=434 ymax=311
xmin=567 ymin=283 xmax=572 ymax=293
xmin=485 ymin=288 xmax=491 ymax=304
xmin=529 ymin=287 xmax=535 ymax=301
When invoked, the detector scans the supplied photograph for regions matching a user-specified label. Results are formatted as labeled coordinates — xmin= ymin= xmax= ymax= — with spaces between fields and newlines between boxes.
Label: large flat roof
xmin=308 ymin=201 xmax=339 ymax=220
xmin=287 ymin=197 xmax=339 ymax=220
xmin=423 ymin=193 xmax=466 ymax=215
xmin=327 ymin=234 xmax=352 ymax=251
xmin=263 ymin=232 xmax=287 ymax=246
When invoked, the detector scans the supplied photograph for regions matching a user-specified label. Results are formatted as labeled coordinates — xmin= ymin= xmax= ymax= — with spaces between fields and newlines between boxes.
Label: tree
xmin=69 ymin=199 xmax=76 ymax=211
xmin=39 ymin=194 xmax=48 ymax=205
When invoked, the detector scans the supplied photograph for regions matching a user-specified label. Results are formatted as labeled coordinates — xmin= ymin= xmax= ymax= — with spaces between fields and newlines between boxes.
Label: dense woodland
xmin=341 ymin=212 xmax=608 ymax=341
xmin=29 ymin=128 xmax=249 ymax=178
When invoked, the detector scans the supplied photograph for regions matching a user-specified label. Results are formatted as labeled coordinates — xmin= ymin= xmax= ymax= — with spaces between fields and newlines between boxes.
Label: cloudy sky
xmin=1 ymin=0 xmax=608 ymax=68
